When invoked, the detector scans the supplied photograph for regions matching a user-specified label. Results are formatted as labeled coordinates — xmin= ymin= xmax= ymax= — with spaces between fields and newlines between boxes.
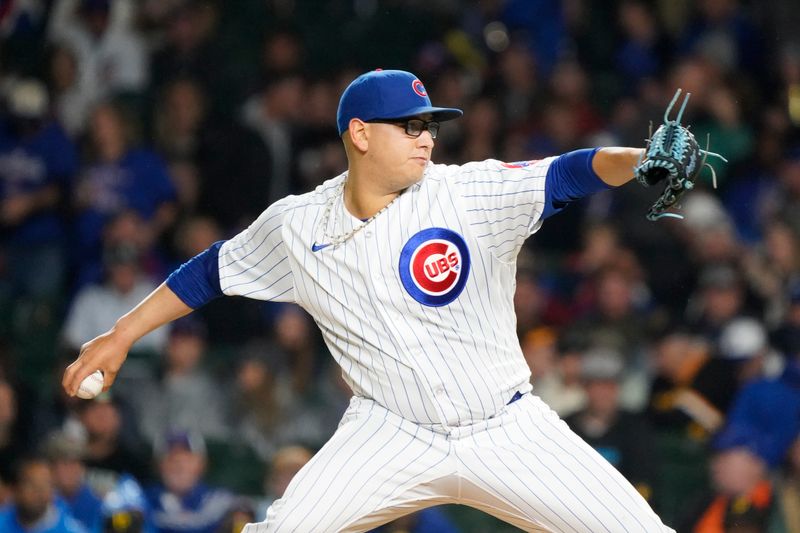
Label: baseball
xmin=76 ymin=370 xmax=104 ymax=399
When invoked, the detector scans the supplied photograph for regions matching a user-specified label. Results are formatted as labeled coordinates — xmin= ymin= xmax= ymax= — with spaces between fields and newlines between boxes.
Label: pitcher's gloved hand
xmin=634 ymin=88 xmax=727 ymax=221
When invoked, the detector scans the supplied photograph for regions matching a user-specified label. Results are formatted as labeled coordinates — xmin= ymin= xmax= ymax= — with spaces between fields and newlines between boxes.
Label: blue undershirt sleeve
xmin=166 ymin=241 xmax=225 ymax=309
xmin=542 ymin=148 xmax=612 ymax=219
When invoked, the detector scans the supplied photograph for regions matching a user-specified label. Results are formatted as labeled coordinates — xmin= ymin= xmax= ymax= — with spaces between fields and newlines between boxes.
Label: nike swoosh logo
xmin=311 ymin=242 xmax=331 ymax=252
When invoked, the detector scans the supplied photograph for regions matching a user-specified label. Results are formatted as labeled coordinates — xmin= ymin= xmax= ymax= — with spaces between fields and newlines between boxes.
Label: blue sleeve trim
xmin=542 ymin=148 xmax=611 ymax=219
xmin=166 ymin=241 xmax=225 ymax=309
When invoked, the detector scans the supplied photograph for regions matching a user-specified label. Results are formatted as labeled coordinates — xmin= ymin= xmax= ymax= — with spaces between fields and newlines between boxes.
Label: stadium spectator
xmin=567 ymin=266 xmax=653 ymax=409
xmin=647 ymin=329 xmax=737 ymax=439
xmin=772 ymin=435 xmax=800 ymax=532
xmin=0 ymin=378 xmax=26 ymax=484
xmin=742 ymin=220 xmax=800 ymax=327
xmin=146 ymin=430 xmax=233 ymax=533
xmin=677 ymin=0 xmax=766 ymax=75
xmin=721 ymin=347 xmax=800 ymax=474
xmin=152 ymin=77 xmax=273 ymax=231
xmin=691 ymin=83 xmax=755 ymax=186
xmin=2 ymin=1 xmax=800 ymax=530
xmin=458 ymin=95 xmax=502 ymax=163
xmin=646 ymin=328 xmax=739 ymax=522
xmin=529 ymin=332 xmax=587 ymax=417
xmin=565 ymin=348 xmax=659 ymax=503
xmin=678 ymin=423 xmax=779 ymax=532
xmin=100 ymin=473 xmax=151 ymax=533
xmin=45 ymin=43 xmax=89 ymax=138
xmin=149 ymin=1 xmax=226 ymax=107
xmin=72 ymin=101 xmax=176 ymax=282
xmin=77 ymin=392 xmax=151 ymax=488
xmin=715 ymin=317 xmax=775 ymax=384
xmin=215 ymin=498 xmax=256 ymax=533
xmin=493 ymin=43 xmax=539 ymax=130
xmin=614 ymin=0 xmax=672 ymax=91
xmin=42 ymin=430 xmax=102 ymax=532
xmin=0 ymin=456 xmax=88 ymax=533
xmin=62 ymin=237 xmax=167 ymax=356
xmin=47 ymin=0 xmax=148 ymax=107
xmin=0 ymin=78 xmax=77 ymax=309
xmin=548 ymin=60 xmax=604 ymax=140
xmin=239 ymin=73 xmax=305 ymax=204
xmin=231 ymin=307 xmax=330 ymax=462
xmin=771 ymin=149 xmax=800 ymax=243
xmin=686 ymin=263 xmax=750 ymax=340
xmin=137 ymin=316 xmax=230 ymax=443
xmin=293 ymin=79 xmax=347 ymax=191
xmin=253 ymin=445 xmax=313 ymax=518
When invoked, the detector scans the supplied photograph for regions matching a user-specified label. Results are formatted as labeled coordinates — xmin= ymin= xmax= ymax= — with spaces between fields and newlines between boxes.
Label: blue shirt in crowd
xmin=56 ymin=484 xmax=103 ymax=533
xmin=0 ymin=119 xmax=77 ymax=245
xmin=145 ymin=482 xmax=233 ymax=533
xmin=75 ymin=148 xmax=176 ymax=251
xmin=0 ymin=504 xmax=88 ymax=533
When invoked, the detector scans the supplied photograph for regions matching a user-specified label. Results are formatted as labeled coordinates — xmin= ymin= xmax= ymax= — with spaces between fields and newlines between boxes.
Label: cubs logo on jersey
xmin=399 ymin=228 xmax=470 ymax=307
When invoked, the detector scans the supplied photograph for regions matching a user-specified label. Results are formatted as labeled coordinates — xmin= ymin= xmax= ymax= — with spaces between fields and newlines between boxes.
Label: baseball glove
xmin=634 ymin=88 xmax=728 ymax=221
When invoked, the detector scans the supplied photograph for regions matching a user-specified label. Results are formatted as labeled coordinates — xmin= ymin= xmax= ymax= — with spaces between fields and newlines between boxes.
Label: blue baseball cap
xmin=336 ymin=69 xmax=463 ymax=136
xmin=712 ymin=422 xmax=794 ymax=468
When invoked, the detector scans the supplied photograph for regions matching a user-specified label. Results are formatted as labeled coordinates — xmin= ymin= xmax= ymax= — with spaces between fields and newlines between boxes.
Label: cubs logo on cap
xmin=399 ymin=228 xmax=470 ymax=307
xmin=336 ymin=70 xmax=462 ymax=135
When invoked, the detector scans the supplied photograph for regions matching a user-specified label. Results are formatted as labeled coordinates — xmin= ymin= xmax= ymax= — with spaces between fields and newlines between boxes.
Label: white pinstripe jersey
xmin=218 ymin=157 xmax=556 ymax=427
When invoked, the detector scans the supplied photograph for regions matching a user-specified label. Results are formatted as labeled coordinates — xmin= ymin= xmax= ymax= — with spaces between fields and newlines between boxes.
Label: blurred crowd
xmin=1 ymin=0 xmax=800 ymax=532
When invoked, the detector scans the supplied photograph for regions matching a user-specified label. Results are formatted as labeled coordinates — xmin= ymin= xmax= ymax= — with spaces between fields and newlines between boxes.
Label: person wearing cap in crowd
xmin=715 ymin=316 xmax=775 ymax=384
xmin=42 ymin=430 xmax=103 ymax=533
xmin=65 ymin=69 xmax=675 ymax=530
xmin=564 ymin=348 xmax=659 ymax=505
xmin=145 ymin=429 xmax=233 ymax=533
xmin=686 ymin=263 xmax=750 ymax=341
xmin=678 ymin=423 xmax=784 ymax=532
xmin=720 ymin=331 xmax=800 ymax=479
xmin=0 ymin=455 xmax=88 ymax=533
xmin=0 ymin=77 xmax=78 ymax=310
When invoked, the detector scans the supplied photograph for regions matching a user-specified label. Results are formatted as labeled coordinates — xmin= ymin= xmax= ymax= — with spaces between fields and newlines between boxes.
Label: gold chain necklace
xmin=318 ymin=179 xmax=401 ymax=248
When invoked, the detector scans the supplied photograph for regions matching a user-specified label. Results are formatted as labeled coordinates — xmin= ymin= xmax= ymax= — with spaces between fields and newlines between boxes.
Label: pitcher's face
xmin=364 ymin=117 xmax=435 ymax=191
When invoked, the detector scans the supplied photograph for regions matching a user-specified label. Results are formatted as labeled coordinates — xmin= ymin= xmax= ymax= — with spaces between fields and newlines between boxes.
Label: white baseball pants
xmin=243 ymin=394 xmax=674 ymax=532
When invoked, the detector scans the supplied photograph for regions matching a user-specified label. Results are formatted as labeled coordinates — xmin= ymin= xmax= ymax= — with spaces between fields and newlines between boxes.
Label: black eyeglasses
xmin=367 ymin=118 xmax=440 ymax=139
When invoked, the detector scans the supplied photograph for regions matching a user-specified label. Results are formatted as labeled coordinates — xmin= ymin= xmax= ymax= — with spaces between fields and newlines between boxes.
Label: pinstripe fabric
xmin=222 ymin=158 xmax=673 ymax=532
xmin=218 ymin=159 xmax=554 ymax=426
xmin=242 ymin=395 xmax=674 ymax=532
